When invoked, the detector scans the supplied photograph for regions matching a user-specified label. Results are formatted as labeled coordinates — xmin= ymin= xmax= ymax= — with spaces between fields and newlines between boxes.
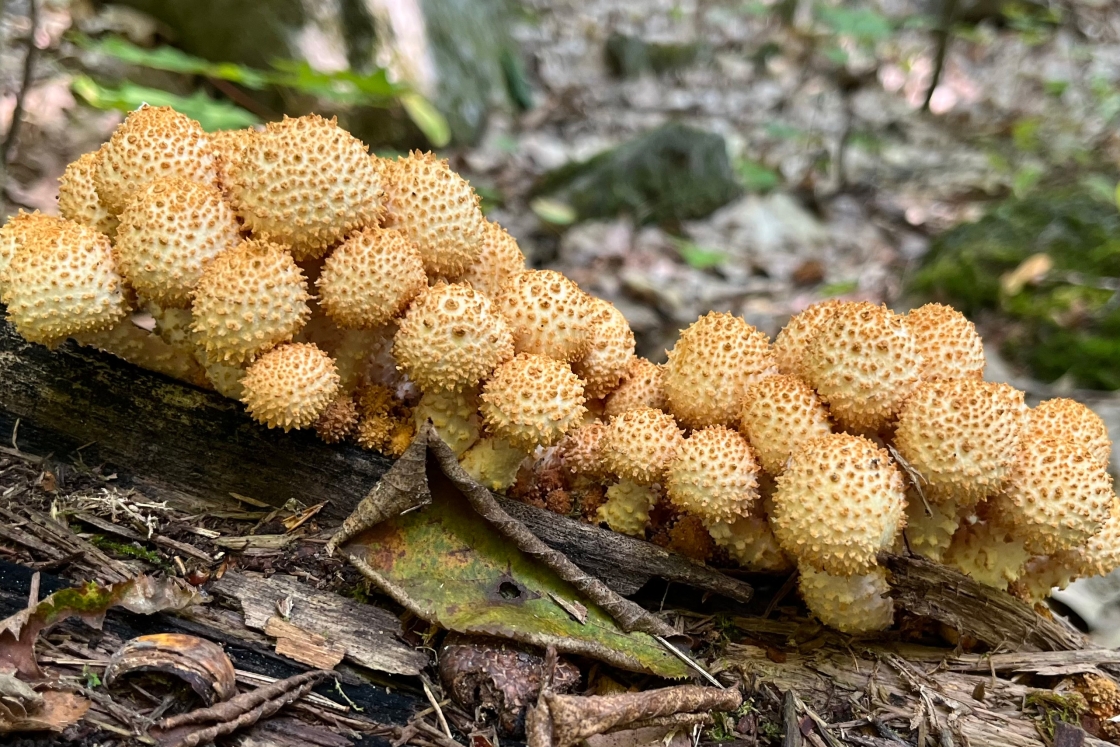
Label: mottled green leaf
xmin=401 ymin=92 xmax=451 ymax=147
xmin=71 ymin=75 xmax=260 ymax=131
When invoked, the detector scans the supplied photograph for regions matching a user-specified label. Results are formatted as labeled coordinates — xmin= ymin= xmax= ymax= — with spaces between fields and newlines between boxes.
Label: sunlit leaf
xmin=401 ymin=92 xmax=451 ymax=147
xmin=530 ymin=197 xmax=577 ymax=225
xmin=674 ymin=239 xmax=726 ymax=269
xmin=72 ymin=34 xmax=272 ymax=88
xmin=816 ymin=6 xmax=893 ymax=44
xmin=736 ymin=158 xmax=780 ymax=192
xmin=71 ymin=75 xmax=260 ymax=131
xmin=820 ymin=279 xmax=858 ymax=297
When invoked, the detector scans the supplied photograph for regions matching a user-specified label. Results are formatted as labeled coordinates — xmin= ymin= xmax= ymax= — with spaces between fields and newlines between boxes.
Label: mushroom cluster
xmin=3 ymin=107 xmax=1118 ymax=634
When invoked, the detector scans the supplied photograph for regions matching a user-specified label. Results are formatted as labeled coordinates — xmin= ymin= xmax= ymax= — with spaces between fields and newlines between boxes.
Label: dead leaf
xmin=0 ymin=575 xmax=202 ymax=678
xmin=1001 ymin=252 xmax=1052 ymax=296
xmin=0 ymin=691 xmax=90 ymax=733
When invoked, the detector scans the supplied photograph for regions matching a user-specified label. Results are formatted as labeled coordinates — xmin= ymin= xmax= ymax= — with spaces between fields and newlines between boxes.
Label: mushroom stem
xmin=459 ymin=436 xmax=529 ymax=491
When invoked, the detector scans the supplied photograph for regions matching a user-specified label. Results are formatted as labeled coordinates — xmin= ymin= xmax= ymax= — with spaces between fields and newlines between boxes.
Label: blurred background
xmin=1 ymin=0 xmax=1120 ymax=640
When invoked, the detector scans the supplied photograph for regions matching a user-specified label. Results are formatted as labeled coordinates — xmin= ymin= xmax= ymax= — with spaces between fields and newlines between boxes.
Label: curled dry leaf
xmin=0 ymin=672 xmax=89 ymax=734
xmin=105 ymin=634 xmax=237 ymax=706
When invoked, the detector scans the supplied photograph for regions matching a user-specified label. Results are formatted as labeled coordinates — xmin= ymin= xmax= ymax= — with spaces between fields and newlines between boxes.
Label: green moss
xmin=90 ymin=534 xmax=165 ymax=566
xmin=908 ymin=189 xmax=1120 ymax=389
xmin=1026 ymin=691 xmax=1087 ymax=740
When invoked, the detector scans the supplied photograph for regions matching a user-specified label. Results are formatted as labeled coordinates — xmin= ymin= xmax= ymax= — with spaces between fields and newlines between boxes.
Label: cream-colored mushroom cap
xmin=899 ymin=495 xmax=960 ymax=563
xmin=394 ymin=282 xmax=514 ymax=392
xmin=801 ymin=301 xmax=922 ymax=432
xmin=572 ymin=297 xmax=636 ymax=399
xmin=58 ymin=146 xmax=118 ymax=237
xmin=893 ymin=379 xmax=1026 ymax=507
xmin=603 ymin=358 xmax=666 ymax=417
xmin=989 ymin=435 xmax=1113 ymax=554
xmin=240 ymin=342 xmax=340 ymax=431
xmin=739 ymin=374 xmax=832 ymax=476
xmin=0 ymin=211 xmax=67 ymax=294
xmin=707 ymin=513 xmax=793 ymax=572
xmin=459 ymin=220 xmax=526 ymax=297
xmin=496 ymin=269 xmax=594 ymax=362
xmin=601 ymin=407 xmax=684 ymax=485
xmin=2 ymin=219 xmax=130 ymax=347
xmin=942 ymin=520 xmax=1030 ymax=588
xmin=210 ymin=127 xmax=256 ymax=190
xmin=665 ymin=426 xmax=759 ymax=526
xmin=798 ymin=566 xmax=894 ymax=634
xmin=317 ymin=226 xmax=427 ymax=329
xmin=1077 ymin=497 xmax=1120 ymax=578
xmin=227 ymin=114 xmax=381 ymax=260
xmin=664 ymin=311 xmax=777 ymax=429
xmin=772 ymin=299 xmax=846 ymax=378
xmin=770 ymin=433 xmax=906 ymax=575
xmin=95 ymin=105 xmax=219 ymax=214
xmin=906 ymin=303 xmax=985 ymax=381
xmin=115 ymin=177 xmax=242 ymax=307
xmin=190 ymin=239 xmax=311 ymax=364
xmin=479 ymin=353 xmax=587 ymax=450
xmin=1025 ymin=398 xmax=1112 ymax=469
xmin=381 ymin=150 xmax=484 ymax=278
xmin=559 ymin=422 xmax=608 ymax=479
xmin=597 ymin=481 xmax=658 ymax=537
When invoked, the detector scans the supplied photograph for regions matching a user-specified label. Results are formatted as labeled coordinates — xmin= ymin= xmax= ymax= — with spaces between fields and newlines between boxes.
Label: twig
xmin=922 ymin=0 xmax=958 ymax=112
xmin=156 ymin=669 xmax=333 ymax=730
xmin=1 ymin=0 xmax=38 ymax=166
xmin=654 ymin=635 xmax=724 ymax=688
xmin=422 ymin=676 xmax=454 ymax=741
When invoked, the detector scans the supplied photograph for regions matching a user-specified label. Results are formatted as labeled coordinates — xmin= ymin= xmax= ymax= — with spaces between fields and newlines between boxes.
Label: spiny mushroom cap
xmin=58 ymin=147 xmax=119 ymax=237
xmin=239 ymin=342 xmax=340 ymax=431
xmin=601 ymin=407 xmax=685 ymax=485
xmin=597 ymin=480 xmax=657 ymax=537
xmin=738 ymin=374 xmax=832 ymax=476
xmin=665 ymin=426 xmax=760 ymax=526
xmin=394 ymin=282 xmax=514 ymax=392
xmin=989 ymin=435 xmax=1114 ymax=554
xmin=802 ymin=302 xmax=922 ymax=432
xmin=559 ymin=422 xmax=608 ymax=479
xmin=943 ymin=520 xmax=1030 ymax=588
xmin=603 ymin=357 xmax=666 ymax=417
xmin=314 ymin=394 xmax=359 ymax=443
xmin=770 ymin=433 xmax=907 ymax=576
xmin=95 ymin=105 xmax=219 ymax=215
xmin=797 ymin=566 xmax=894 ymax=634
xmin=899 ymin=495 xmax=960 ymax=563
xmin=0 ymin=211 xmax=68 ymax=294
xmin=227 ymin=114 xmax=381 ymax=260
xmin=1012 ymin=552 xmax=1082 ymax=602
xmin=1025 ymin=398 xmax=1112 ymax=469
xmin=572 ymin=297 xmax=636 ymax=399
xmin=496 ymin=269 xmax=594 ymax=362
xmin=1 ymin=219 xmax=130 ymax=346
xmin=708 ymin=513 xmax=793 ymax=572
xmin=893 ymin=379 xmax=1026 ymax=506
xmin=1077 ymin=497 xmax=1120 ymax=578
xmin=210 ymin=127 xmax=256 ymax=190
xmin=414 ymin=387 xmax=481 ymax=458
xmin=479 ymin=353 xmax=587 ymax=450
xmin=906 ymin=303 xmax=985 ymax=381
xmin=459 ymin=220 xmax=526 ymax=297
xmin=664 ymin=311 xmax=777 ymax=429
xmin=665 ymin=514 xmax=715 ymax=562
xmin=772 ymin=299 xmax=846 ymax=378
xmin=316 ymin=226 xmax=427 ymax=329
xmin=190 ymin=239 xmax=311 ymax=364
xmin=381 ymin=151 xmax=483 ymax=278
xmin=115 ymin=177 xmax=242 ymax=307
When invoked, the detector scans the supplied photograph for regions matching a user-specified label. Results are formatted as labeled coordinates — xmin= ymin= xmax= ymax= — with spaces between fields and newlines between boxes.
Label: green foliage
xmin=909 ymin=190 xmax=1120 ymax=389
xmin=737 ymin=158 xmax=781 ymax=192
xmin=1026 ymin=691 xmax=1087 ymax=741
xmin=71 ymin=75 xmax=260 ymax=132
xmin=815 ymin=5 xmax=893 ymax=46
xmin=90 ymin=534 xmax=165 ymax=566
xmin=673 ymin=238 xmax=727 ymax=269
xmin=71 ymin=33 xmax=450 ymax=145
xmin=82 ymin=665 xmax=102 ymax=689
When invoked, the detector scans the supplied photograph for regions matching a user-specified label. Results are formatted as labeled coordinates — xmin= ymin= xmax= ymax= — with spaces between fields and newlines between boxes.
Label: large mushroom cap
xmin=0 ymin=211 xmax=68 ymax=294
xmin=58 ymin=146 xmax=118 ymax=237
xmin=708 ymin=512 xmax=793 ymax=572
xmin=739 ymin=374 xmax=832 ymax=476
xmin=479 ymin=353 xmax=587 ymax=450
xmin=190 ymin=238 xmax=311 ymax=364
xmin=95 ymin=105 xmax=219 ymax=214
xmin=317 ymin=226 xmax=427 ymax=329
xmin=906 ymin=303 xmax=985 ymax=381
xmin=380 ymin=150 xmax=484 ymax=278
xmin=115 ymin=177 xmax=242 ymax=307
xmin=240 ymin=342 xmax=340 ymax=431
xmin=989 ymin=435 xmax=1113 ymax=554
xmin=1078 ymin=497 xmax=1120 ymax=578
xmin=394 ymin=282 xmax=514 ymax=392
xmin=603 ymin=357 xmax=666 ymax=417
xmin=802 ymin=301 xmax=922 ymax=432
xmin=664 ymin=311 xmax=777 ymax=429
xmin=2 ymin=218 xmax=130 ymax=347
xmin=496 ymin=269 xmax=594 ymax=362
xmin=1025 ymin=398 xmax=1112 ymax=469
xmin=601 ymin=407 xmax=684 ymax=485
xmin=770 ymin=433 xmax=907 ymax=575
xmin=572 ymin=297 xmax=636 ymax=400
xmin=798 ymin=566 xmax=894 ymax=634
xmin=893 ymin=379 xmax=1026 ymax=506
xmin=772 ymin=299 xmax=846 ymax=378
xmin=228 ymin=114 xmax=382 ymax=260
xmin=665 ymin=425 xmax=759 ymax=526
xmin=459 ymin=220 xmax=525 ymax=297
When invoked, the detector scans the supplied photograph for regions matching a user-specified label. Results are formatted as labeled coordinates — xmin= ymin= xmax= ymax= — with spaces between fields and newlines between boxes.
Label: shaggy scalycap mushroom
xmin=801 ymin=301 xmax=922 ymax=432
xmin=479 ymin=353 xmax=587 ymax=450
xmin=559 ymin=422 xmax=609 ymax=479
xmin=316 ymin=226 xmax=427 ymax=329
xmin=228 ymin=114 xmax=382 ymax=260
xmin=240 ymin=342 xmax=340 ymax=431
xmin=664 ymin=311 xmax=777 ymax=429
xmin=772 ymin=299 xmax=846 ymax=378
xmin=665 ymin=426 xmax=759 ymax=526
xmin=770 ymin=433 xmax=907 ymax=575
xmin=1025 ymin=398 xmax=1112 ymax=469
xmin=798 ymin=566 xmax=894 ymax=634
xmin=708 ymin=512 xmax=793 ymax=572
xmin=943 ymin=520 xmax=1030 ymax=588
xmin=601 ymin=407 xmax=684 ymax=486
xmin=0 ymin=211 xmax=67 ymax=295
xmin=899 ymin=495 xmax=960 ymax=563
xmin=496 ymin=269 xmax=594 ymax=362
xmin=603 ymin=358 xmax=666 ymax=417
xmin=459 ymin=220 xmax=526 ymax=297
xmin=597 ymin=481 xmax=658 ymax=537
xmin=58 ymin=146 xmax=119 ymax=237
xmin=394 ymin=282 xmax=514 ymax=392
xmin=906 ymin=303 xmax=985 ymax=381
xmin=572 ymin=297 xmax=636 ymax=400
xmin=738 ymin=374 xmax=832 ymax=476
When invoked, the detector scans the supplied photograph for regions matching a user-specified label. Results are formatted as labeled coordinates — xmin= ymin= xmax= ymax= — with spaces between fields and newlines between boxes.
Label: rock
xmin=532 ymin=123 xmax=742 ymax=226
xmin=113 ymin=0 xmax=518 ymax=146
xmin=604 ymin=33 xmax=712 ymax=78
